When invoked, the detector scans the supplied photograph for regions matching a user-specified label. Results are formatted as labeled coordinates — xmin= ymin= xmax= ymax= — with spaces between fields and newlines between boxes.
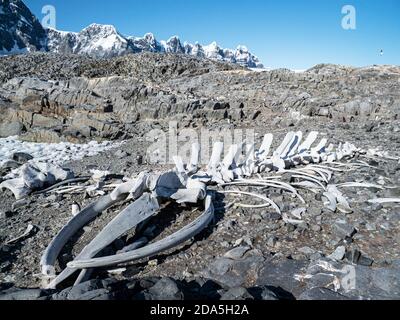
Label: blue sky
xmin=25 ymin=0 xmax=400 ymax=69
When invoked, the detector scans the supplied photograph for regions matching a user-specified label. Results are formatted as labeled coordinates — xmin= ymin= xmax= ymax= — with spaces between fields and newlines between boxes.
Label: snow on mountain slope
xmin=0 ymin=0 xmax=264 ymax=68
xmin=0 ymin=0 xmax=46 ymax=54
xmin=47 ymin=24 xmax=133 ymax=58
xmin=129 ymin=33 xmax=164 ymax=53
xmin=46 ymin=27 xmax=264 ymax=67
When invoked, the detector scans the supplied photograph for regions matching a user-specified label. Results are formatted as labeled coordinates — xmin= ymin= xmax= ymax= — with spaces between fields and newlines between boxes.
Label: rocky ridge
xmin=0 ymin=53 xmax=399 ymax=144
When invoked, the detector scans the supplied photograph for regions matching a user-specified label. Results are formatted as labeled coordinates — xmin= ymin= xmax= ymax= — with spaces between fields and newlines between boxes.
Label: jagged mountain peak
xmin=81 ymin=23 xmax=120 ymax=35
xmin=143 ymin=32 xmax=156 ymax=42
xmin=0 ymin=1 xmax=264 ymax=68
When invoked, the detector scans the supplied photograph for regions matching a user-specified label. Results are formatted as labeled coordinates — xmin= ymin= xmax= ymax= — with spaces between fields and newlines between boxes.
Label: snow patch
xmin=0 ymin=137 xmax=124 ymax=167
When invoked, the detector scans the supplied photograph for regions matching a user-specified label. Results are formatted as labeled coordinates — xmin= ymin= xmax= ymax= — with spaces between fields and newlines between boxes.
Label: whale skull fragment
xmin=0 ymin=162 xmax=74 ymax=200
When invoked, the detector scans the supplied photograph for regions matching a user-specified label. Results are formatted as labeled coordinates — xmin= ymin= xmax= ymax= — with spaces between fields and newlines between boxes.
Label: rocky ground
xmin=0 ymin=53 xmax=400 ymax=300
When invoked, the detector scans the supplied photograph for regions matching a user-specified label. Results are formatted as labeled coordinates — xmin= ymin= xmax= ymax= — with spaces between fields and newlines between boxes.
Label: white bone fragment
xmin=173 ymin=156 xmax=186 ymax=174
xmin=337 ymin=182 xmax=385 ymax=190
xmin=291 ymin=175 xmax=326 ymax=190
xmin=309 ymin=164 xmax=346 ymax=173
xmin=110 ymin=172 xmax=148 ymax=201
xmin=220 ymin=167 xmax=235 ymax=183
xmin=222 ymin=190 xmax=281 ymax=212
xmin=291 ymin=181 xmax=322 ymax=191
xmin=284 ymin=131 xmax=303 ymax=158
xmin=6 ymin=224 xmax=36 ymax=245
xmin=0 ymin=162 xmax=74 ymax=199
xmin=322 ymin=192 xmax=337 ymax=212
xmin=274 ymin=132 xmax=295 ymax=157
xmin=171 ymin=185 xmax=205 ymax=204
xmin=188 ymin=143 xmax=200 ymax=173
xmin=243 ymin=143 xmax=255 ymax=169
xmin=208 ymin=142 xmax=224 ymax=171
xmin=35 ymin=162 xmax=74 ymax=182
xmin=311 ymin=138 xmax=328 ymax=154
xmin=0 ymin=178 xmax=30 ymax=200
xmin=367 ymin=198 xmax=400 ymax=204
xmin=327 ymin=185 xmax=352 ymax=214
xmin=281 ymin=212 xmax=304 ymax=226
xmin=222 ymin=180 xmax=305 ymax=203
xmin=302 ymin=166 xmax=333 ymax=182
xmin=271 ymin=155 xmax=286 ymax=172
xmin=290 ymin=207 xmax=306 ymax=220
xmin=222 ymin=144 xmax=240 ymax=169
xmin=326 ymin=152 xmax=337 ymax=163
xmin=298 ymin=131 xmax=319 ymax=153
xmin=90 ymin=170 xmax=111 ymax=182
xmin=326 ymin=144 xmax=335 ymax=152
xmin=257 ymin=134 xmax=273 ymax=159
xmin=283 ymin=169 xmax=326 ymax=182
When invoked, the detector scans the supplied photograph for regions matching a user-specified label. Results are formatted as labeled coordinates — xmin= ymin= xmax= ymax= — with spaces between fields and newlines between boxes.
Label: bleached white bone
xmin=173 ymin=156 xmax=186 ymax=174
xmin=311 ymin=138 xmax=328 ymax=154
xmin=221 ymin=180 xmax=305 ymax=203
xmin=188 ymin=143 xmax=200 ymax=173
xmin=284 ymin=131 xmax=303 ymax=158
xmin=291 ymin=181 xmax=322 ymax=192
xmin=367 ymin=198 xmax=400 ymax=204
xmin=222 ymin=190 xmax=281 ymax=212
xmin=222 ymin=144 xmax=240 ymax=169
xmin=110 ymin=172 xmax=148 ymax=201
xmin=0 ymin=178 xmax=30 ymax=200
xmin=322 ymin=192 xmax=337 ymax=212
xmin=281 ymin=212 xmax=304 ymax=225
xmin=301 ymin=166 xmax=332 ymax=182
xmin=298 ymin=131 xmax=319 ymax=153
xmin=6 ymin=224 xmax=35 ymax=245
xmin=327 ymin=185 xmax=352 ymax=214
xmin=291 ymin=174 xmax=326 ymax=190
xmin=208 ymin=142 xmax=224 ymax=171
xmin=274 ymin=131 xmax=295 ymax=157
xmin=290 ymin=207 xmax=306 ymax=220
xmin=257 ymin=134 xmax=273 ymax=159
xmin=283 ymin=169 xmax=326 ymax=182
xmin=337 ymin=182 xmax=385 ymax=190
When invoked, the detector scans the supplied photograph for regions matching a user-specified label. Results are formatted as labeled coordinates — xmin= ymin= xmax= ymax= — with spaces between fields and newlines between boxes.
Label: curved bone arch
xmin=40 ymin=131 xmax=395 ymax=288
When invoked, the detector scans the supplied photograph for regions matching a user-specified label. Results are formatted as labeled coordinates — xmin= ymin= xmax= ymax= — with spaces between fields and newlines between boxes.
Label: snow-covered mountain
xmin=0 ymin=0 xmax=264 ymax=68
xmin=0 ymin=0 xmax=46 ymax=54
xmin=47 ymin=26 xmax=264 ymax=68
xmin=47 ymin=24 xmax=133 ymax=58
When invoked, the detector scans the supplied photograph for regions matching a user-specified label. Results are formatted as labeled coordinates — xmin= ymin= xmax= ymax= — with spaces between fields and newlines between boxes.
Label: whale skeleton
xmin=39 ymin=131 xmax=398 ymax=289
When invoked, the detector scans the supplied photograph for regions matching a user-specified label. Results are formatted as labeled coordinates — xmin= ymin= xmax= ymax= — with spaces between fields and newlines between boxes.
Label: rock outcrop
xmin=0 ymin=53 xmax=399 ymax=142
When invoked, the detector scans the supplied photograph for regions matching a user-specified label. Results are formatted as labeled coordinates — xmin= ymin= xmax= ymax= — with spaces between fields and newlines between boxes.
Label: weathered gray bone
xmin=47 ymin=193 xmax=160 ymax=288
xmin=67 ymin=193 xmax=214 ymax=269
xmin=40 ymin=193 xmax=127 ymax=278
xmin=0 ymin=161 xmax=74 ymax=200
